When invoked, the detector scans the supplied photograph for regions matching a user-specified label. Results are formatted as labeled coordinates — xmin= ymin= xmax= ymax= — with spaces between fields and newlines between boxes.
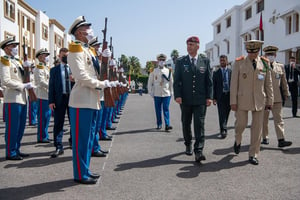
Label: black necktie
xmin=290 ymin=65 xmax=293 ymax=79
xmin=270 ymin=63 xmax=273 ymax=69
xmin=65 ymin=65 xmax=70 ymax=94
xmin=191 ymin=58 xmax=196 ymax=72
xmin=252 ymin=60 xmax=256 ymax=70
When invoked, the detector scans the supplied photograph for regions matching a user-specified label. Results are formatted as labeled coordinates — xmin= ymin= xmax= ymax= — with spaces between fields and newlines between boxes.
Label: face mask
xmin=85 ymin=29 xmax=94 ymax=42
xmin=158 ymin=61 xmax=165 ymax=67
xmin=290 ymin=62 xmax=295 ymax=66
xmin=61 ymin=56 xmax=68 ymax=64
xmin=11 ymin=47 xmax=18 ymax=56
xmin=267 ymin=55 xmax=275 ymax=63
xmin=45 ymin=56 xmax=49 ymax=63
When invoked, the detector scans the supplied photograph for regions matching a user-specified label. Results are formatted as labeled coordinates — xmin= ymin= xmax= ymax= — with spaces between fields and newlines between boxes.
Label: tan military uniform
xmin=230 ymin=56 xmax=273 ymax=158
xmin=34 ymin=63 xmax=49 ymax=100
xmin=0 ymin=56 xmax=27 ymax=104
xmin=263 ymin=61 xmax=289 ymax=140
xmin=147 ymin=67 xmax=173 ymax=97
xmin=68 ymin=41 xmax=106 ymax=110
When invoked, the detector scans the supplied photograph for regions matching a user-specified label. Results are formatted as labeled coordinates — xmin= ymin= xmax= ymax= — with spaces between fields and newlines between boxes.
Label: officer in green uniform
xmin=173 ymin=36 xmax=213 ymax=163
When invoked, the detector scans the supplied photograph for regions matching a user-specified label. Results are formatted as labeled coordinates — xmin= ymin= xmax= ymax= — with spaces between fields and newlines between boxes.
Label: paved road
xmin=0 ymin=94 xmax=299 ymax=200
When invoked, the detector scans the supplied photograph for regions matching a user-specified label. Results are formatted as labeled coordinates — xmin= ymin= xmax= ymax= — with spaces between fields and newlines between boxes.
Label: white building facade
xmin=0 ymin=0 xmax=70 ymax=66
xmin=205 ymin=0 xmax=300 ymax=68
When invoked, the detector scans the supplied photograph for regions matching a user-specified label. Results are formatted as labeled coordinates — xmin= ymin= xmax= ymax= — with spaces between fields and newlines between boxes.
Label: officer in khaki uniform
xmin=68 ymin=16 xmax=111 ymax=184
xmin=0 ymin=37 xmax=34 ymax=160
xmin=147 ymin=53 xmax=173 ymax=131
xmin=34 ymin=48 xmax=51 ymax=143
xmin=230 ymin=40 xmax=273 ymax=165
xmin=261 ymin=46 xmax=292 ymax=147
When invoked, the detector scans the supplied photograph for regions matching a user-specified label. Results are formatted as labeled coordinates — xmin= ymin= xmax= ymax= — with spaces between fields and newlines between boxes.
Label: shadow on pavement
xmin=114 ymin=128 xmax=162 ymax=135
xmin=4 ymin=156 xmax=72 ymax=169
xmin=212 ymin=144 xmax=250 ymax=155
xmin=177 ymin=154 xmax=249 ymax=178
xmin=261 ymin=146 xmax=300 ymax=154
xmin=0 ymin=179 xmax=77 ymax=200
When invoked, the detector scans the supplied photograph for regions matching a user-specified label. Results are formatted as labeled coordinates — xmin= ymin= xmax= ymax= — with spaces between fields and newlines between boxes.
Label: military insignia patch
xmin=199 ymin=66 xmax=205 ymax=73
xmin=14 ymin=68 xmax=17 ymax=73
xmin=243 ymin=73 xmax=247 ymax=79
xmin=87 ymin=57 xmax=91 ymax=65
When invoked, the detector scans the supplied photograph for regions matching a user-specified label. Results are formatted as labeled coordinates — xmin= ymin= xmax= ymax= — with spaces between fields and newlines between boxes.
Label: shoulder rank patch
xmin=235 ymin=56 xmax=245 ymax=61
xmin=260 ymin=56 xmax=269 ymax=62
xmin=69 ymin=42 xmax=83 ymax=53
xmin=36 ymin=65 xmax=44 ymax=69
xmin=1 ymin=56 xmax=10 ymax=66
xmin=89 ymin=47 xmax=97 ymax=56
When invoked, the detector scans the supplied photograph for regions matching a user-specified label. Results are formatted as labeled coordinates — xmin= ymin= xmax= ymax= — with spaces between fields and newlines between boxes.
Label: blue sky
xmin=25 ymin=0 xmax=245 ymax=66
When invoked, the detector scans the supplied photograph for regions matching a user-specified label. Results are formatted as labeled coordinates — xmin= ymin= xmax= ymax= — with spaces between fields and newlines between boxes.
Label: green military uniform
xmin=173 ymin=54 xmax=213 ymax=154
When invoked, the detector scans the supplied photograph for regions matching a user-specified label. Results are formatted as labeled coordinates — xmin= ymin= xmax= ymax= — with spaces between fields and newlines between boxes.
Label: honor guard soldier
xmin=147 ymin=53 xmax=173 ymax=131
xmin=34 ymin=48 xmax=51 ymax=143
xmin=230 ymin=40 xmax=273 ymax=165
xmin=68 ymin=16 xmax=111 ymax=184
xmin=0 ymin=37 xmax=34 ymax=160
xmin=173 ymin=36 xmax=213 ymax=163
xmin=262 ymin=46 xmax=292 ymax=147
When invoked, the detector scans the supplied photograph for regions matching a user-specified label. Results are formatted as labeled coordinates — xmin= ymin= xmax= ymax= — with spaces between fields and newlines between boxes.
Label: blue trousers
xmin=99 ymin=102 xmax=109 ymax=138
xmin=28 ymin=97 xmax=37 ymax=125
xmin=37 ymin=99 xmax=51 ymax=142
xmin=154 ymin=96 xmax=171 ymax=127
xmin=4 ymin=103 xmax=27 ymax=157
xmin=70 ymin=107 xmax=97 ymax=180
xmin=93 ymin=104 xmax=103 ymax=152
xmin=106 ymin=107 xmax=113 ymax=128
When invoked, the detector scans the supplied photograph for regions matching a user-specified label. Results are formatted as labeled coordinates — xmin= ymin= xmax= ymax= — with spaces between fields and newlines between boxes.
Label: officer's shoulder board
xmin=69 ymin=41 xmax=83 ymax=53
xmin=36 ymin=64 xmax=44 ymax=69
xmin=235 ymin=56 xmax=245 ymax=61
xmin=89 ymin=47 xmax=97 ymax=56
xmin=0 ymin=56 xmax=10 ymax=66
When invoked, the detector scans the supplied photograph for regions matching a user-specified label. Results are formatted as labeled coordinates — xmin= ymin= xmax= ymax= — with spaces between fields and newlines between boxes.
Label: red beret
xmin=186 ymin=36 xmax=199 ymax=44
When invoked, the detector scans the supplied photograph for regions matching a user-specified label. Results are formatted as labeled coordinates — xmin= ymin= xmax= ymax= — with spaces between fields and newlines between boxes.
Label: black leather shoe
xmin=50 ymin=149 xmax=64 ymax=158
xmin=89 ymin=173 xmax=101 ymax=179
xmin=92 ymin=151 xmax=107 ymax=157
xmin=185 ymin=145 xmax=193 ymax=156
xmin=278 ymin=139 xmax=292 ymax=147
xmin=156 ymin=125 xmax=162 ymax=130
xmin=165 ymin=125 xmax=173 ymax=132
xmin=234 ymin=141 xmax=241 ymax=154
xmin=248 ymin=157 xmax=259 ymax=165
xmin=100 ymin=135 xmax=112 ymax=141
xmin=195 ymin=152 xmax=206 ymax=162
xmin=261 ymin=138 xmax=269 ymax=145
xmin=112 ymin=120 xmax=119 ymax=123
xmin=37 ymin=139 xmax=51 ymax=143
xmin=74 ymin=177 xmax=97 ymax=184
xmin=18 ymin=152 xmax=29 ymax=157
xmin=220 ymin=130 xmax=227 ymax=139
xmin=106 ymin=127 xmax=116 ymax=130
xmin=100 ymin=149 xmax=109 ymax=154
xmin=115 ymin=116 xmax=120 ymax=119
xmin=68 ymin=138 xmax=72 ymax=149
xmin=6 ymin=155 xmax=23 ymax=160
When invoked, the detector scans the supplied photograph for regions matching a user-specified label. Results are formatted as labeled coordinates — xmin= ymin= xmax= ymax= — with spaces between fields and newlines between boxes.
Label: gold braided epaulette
xmin=235 ymin=56 xmax=245 ymax=61
xmin=69 ymin=42 xmax=83 ymax=53
xmin=0 ymin=56 xmax=10 ymax=66
xmin=89 ymin=47 xmax=97 ymax=56
xmin=36 ymin=65 xmax=44 ymax=69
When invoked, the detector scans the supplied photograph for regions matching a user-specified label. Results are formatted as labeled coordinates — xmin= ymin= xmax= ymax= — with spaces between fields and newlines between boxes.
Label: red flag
xmin=128 ymin=74 xmax=131 ymax=86
xmin=259 ymin=13 xmax=263 ymax=31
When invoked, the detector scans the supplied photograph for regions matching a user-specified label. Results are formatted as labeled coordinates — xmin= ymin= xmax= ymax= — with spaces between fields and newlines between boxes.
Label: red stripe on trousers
xmin=28 ymin=100 xmax=31 ymax=124
xmin=7 ymin=104 xmax=11 ymax=157
xmin=75 ymin=108 xmax=82 ymax=179
xmin=39 ymin=100 xmax=42 ymax=141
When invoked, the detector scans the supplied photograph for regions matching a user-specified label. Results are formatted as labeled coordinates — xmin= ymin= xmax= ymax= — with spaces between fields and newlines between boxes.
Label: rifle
xmin=108 ymin=37 xmax=120 ymax=101
xmin=23 ymin=36 xmax=37 ymax=101
xmin=101 ymin=18 xmax=115 ymax=107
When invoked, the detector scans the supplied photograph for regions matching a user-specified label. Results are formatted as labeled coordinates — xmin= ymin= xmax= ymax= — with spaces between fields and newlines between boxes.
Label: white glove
xmin=23 ymin=61 xmax=32 ymax=68
xmin=115 ymin=81 xmax=120 ymax=86
xmin=103 ymin=80 xmax=111 ymax=88
xmin=23 ymin=82 xmax=35 ymax=89
xmin=102 ymin=48 xmax=112 ymax=58
xmin=110 ymin=81 xmax=116 ymax=87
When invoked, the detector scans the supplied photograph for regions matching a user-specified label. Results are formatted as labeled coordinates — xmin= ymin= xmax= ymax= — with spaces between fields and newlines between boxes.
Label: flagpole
xmin=259 ymin=12 xmax=264 ymax=56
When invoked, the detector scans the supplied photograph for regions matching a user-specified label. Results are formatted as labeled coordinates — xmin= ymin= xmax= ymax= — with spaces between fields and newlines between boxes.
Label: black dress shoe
xmin=261 ymin=138 xmax=269 ymax=145
xmin=92 ymin=151 xmax=107 ymax=157
xmin=68 ymin=138 xmax=72 ymax=149
xmin=18 ymin=152 xmax=29 ymax=157
xmin=195 ymin=152 xmax=206 ymax=162
xmin=156 ymin=125 xmax=162 ymax=130
xmin=106 ymin=127 xmax=116 ymax=130
xmin=234 ymin=141 xmax=241 ymax=154
xmin=74 ymin=177 xmax=97 ymax=184
xmin=100 ymin=135 xmax=112 ymax=141
xmin=278 ymin=139 xmax=292 ymax=147
xmin=6 ymin=155 xmax=23 ymax=160
xmin=112 ymin=120 xmax=119 ymax=123
xmin=165 ymin=125 xmax=173 ymax=132
xmin=248 ymin=157 xmax=259 ymax=165
xmin=115 ymin=116 xmax=120 ymax=119
xmin=50 ymin=149 xmax=64 ymax=158
xmin=185 ymin=145 xmax=193 ymax=156
xmin=89 ymin=172 xmax=101 ymax=179
xmin=220 ymin=131 xmax=227 ymax=139
xmin=100 ymin=149 xmax=109 ymax=154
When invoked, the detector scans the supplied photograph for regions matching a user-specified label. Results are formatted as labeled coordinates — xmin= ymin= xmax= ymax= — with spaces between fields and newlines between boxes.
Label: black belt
xmin=62 ymin=93 xmax=69 ymax=97
xmin=223 ymin=91 xmax=229 ymax=95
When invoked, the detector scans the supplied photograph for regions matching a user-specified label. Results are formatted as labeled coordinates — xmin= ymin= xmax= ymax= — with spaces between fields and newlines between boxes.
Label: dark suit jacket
xmin=49 ymin=64 xmax=73 ymax=106
xmin=173 ymin=54 xmax=213 ymax=105
xmin=285 ymin=64 xmax=300 ymax=83
xmin=213 ymin=67 xmax=232 ymax=101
